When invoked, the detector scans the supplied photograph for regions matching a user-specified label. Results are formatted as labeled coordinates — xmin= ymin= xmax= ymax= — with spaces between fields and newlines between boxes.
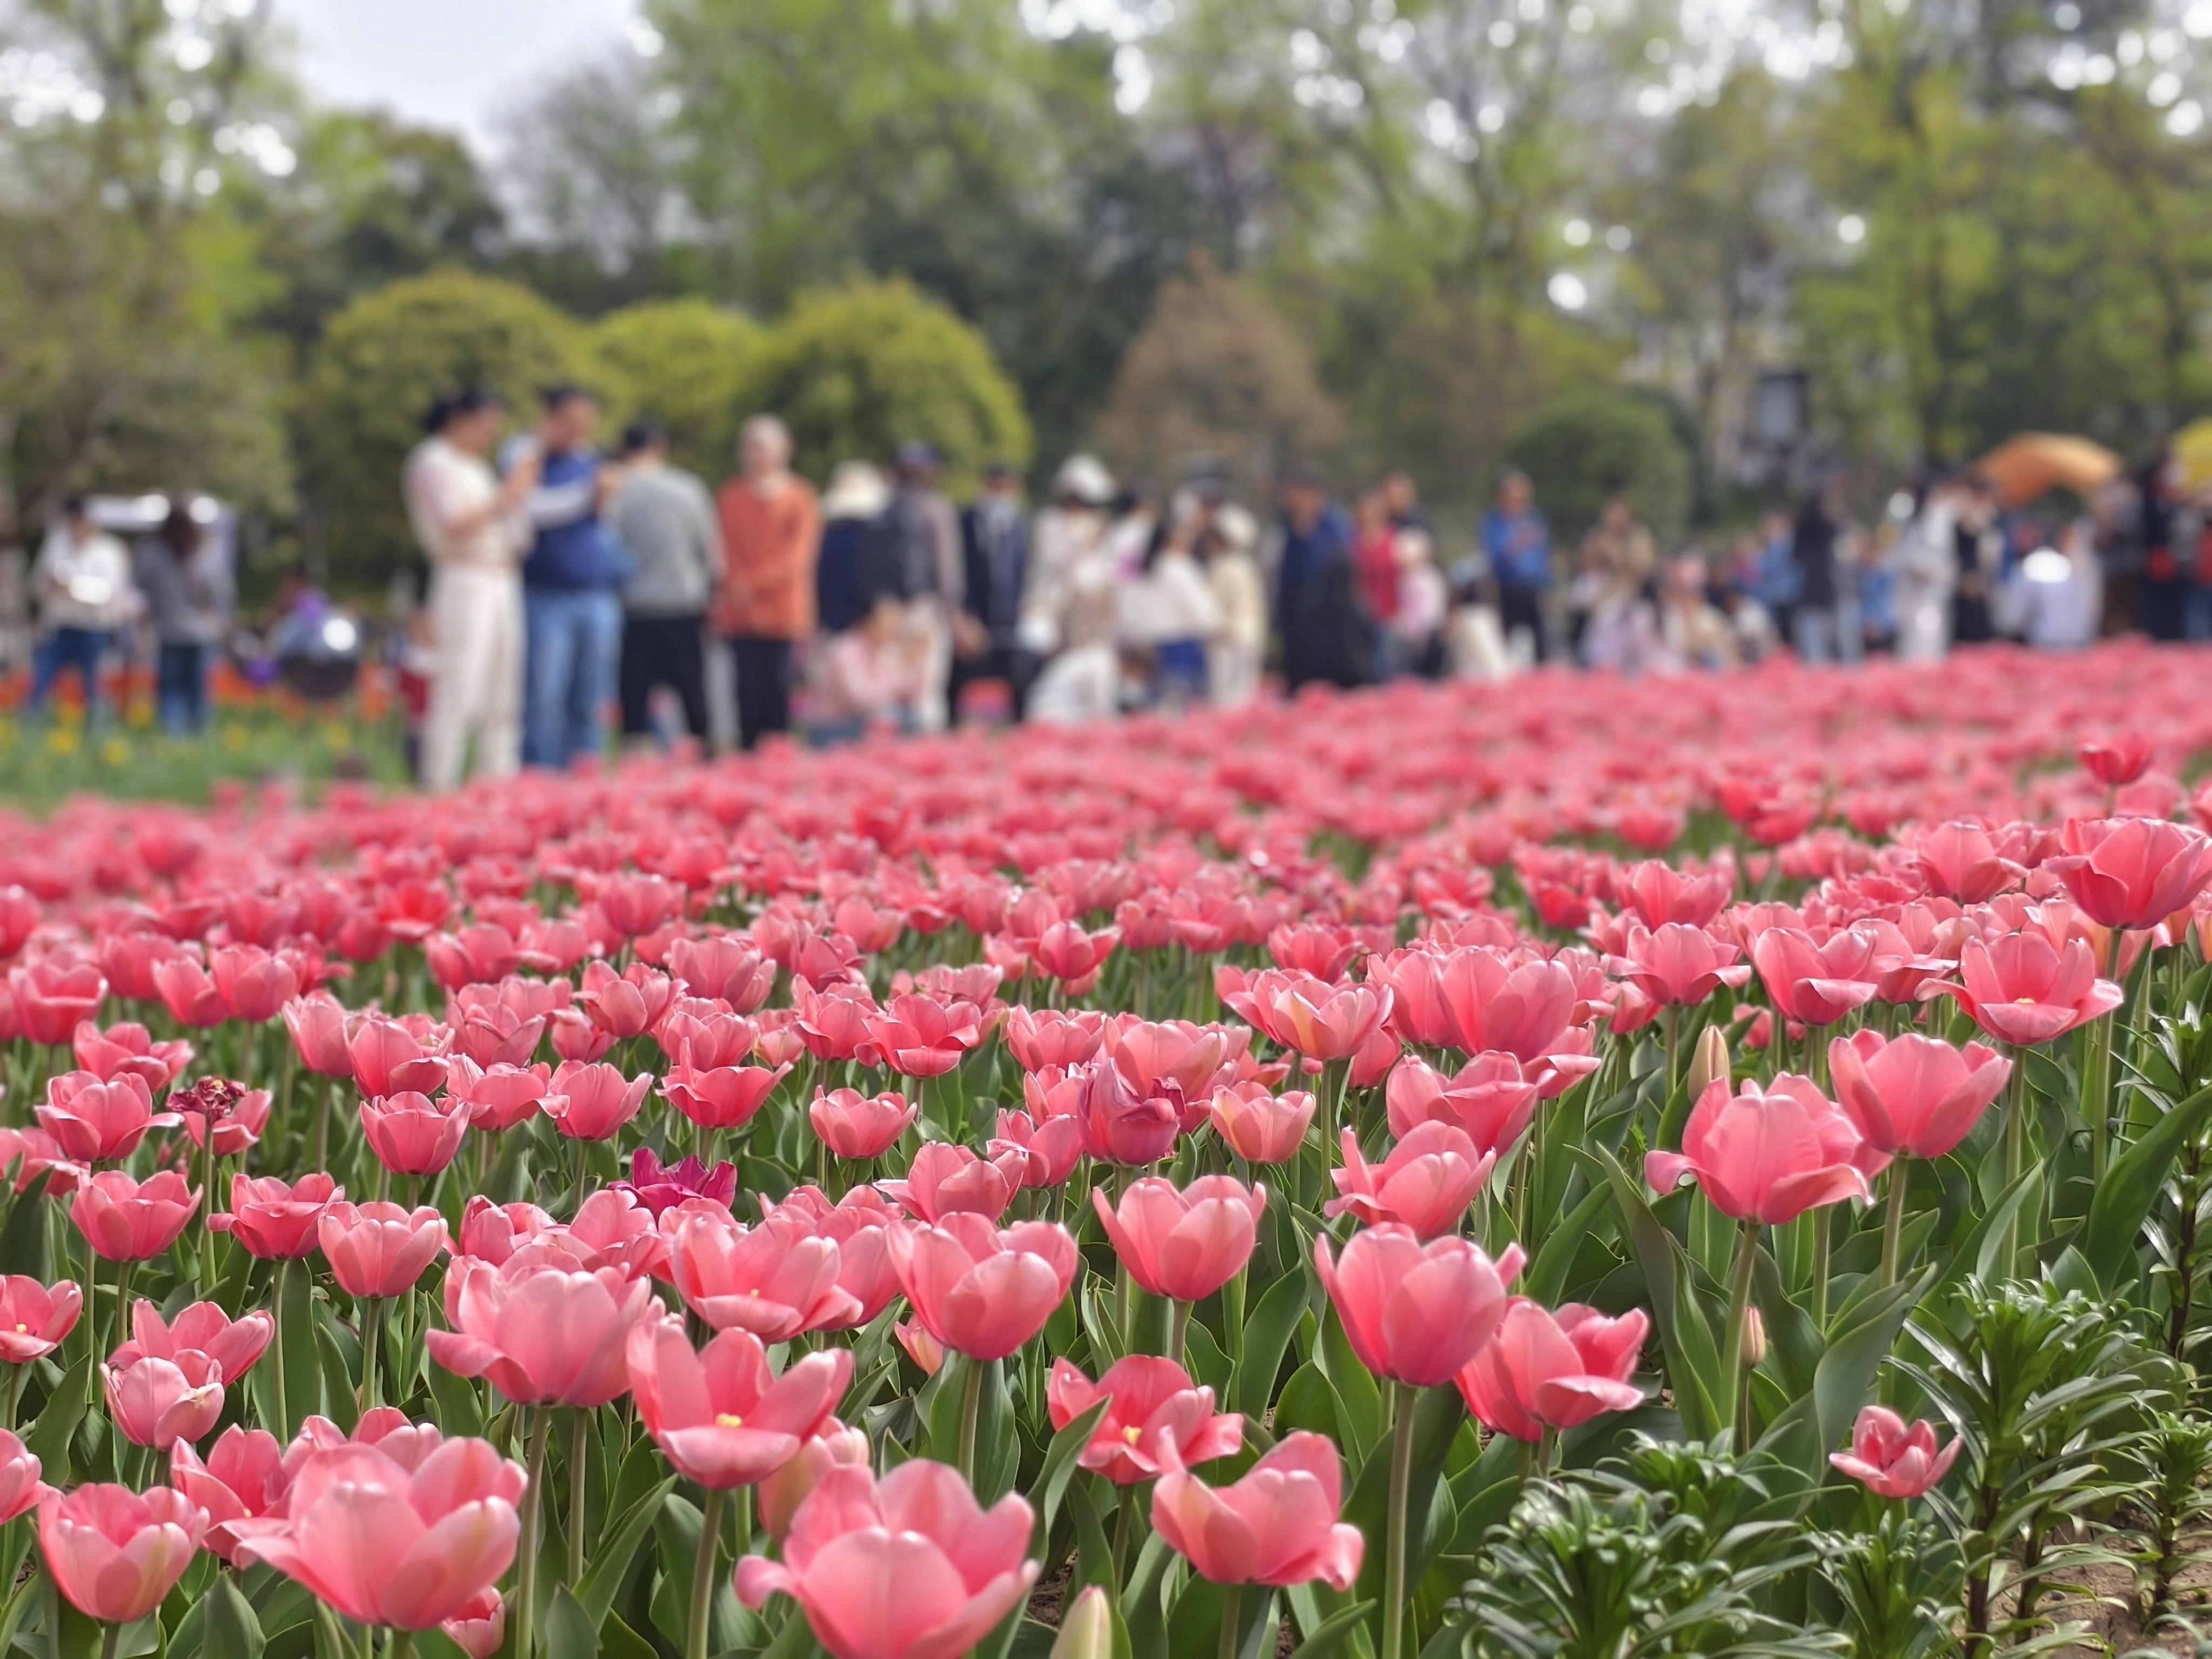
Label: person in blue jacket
xmin=507 ymin=386 xmax=635 ymax=768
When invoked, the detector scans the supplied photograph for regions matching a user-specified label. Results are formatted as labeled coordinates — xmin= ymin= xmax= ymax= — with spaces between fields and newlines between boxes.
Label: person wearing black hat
xmin=954 ymin=461 xmax=1033 ymax=720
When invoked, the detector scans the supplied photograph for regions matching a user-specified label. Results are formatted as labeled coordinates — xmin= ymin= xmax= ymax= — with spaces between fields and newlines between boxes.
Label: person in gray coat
xmin=609 ymin=420 xmax=723 ymax=748
xmin=136 ymin=501 xmax=234 ymax=734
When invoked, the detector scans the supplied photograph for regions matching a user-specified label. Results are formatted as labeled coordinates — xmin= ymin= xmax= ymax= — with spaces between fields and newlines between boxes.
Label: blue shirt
xmin=1483 ymin=507 xmax=1552 ymax=590
xmin=515 ymin=446 xmax=633 ymax=591
xmin=1756 ymin=534 xmax=1802 ymax=610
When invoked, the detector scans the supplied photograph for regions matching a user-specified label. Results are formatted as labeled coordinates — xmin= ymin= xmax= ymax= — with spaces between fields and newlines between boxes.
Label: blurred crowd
xmin=387 ymin=383 xmax=2212 ymax=792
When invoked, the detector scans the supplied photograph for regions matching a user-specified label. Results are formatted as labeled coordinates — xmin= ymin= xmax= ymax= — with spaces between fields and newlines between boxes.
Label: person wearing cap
xmin=1022 ymin=454 xmax=1121 ymax=723
xmin=1273 ymin=465 xmax=1370 ymax=691
xmin=955 ymin=461 xmax=1034 ymax=720
xmin=404 ymin=388 xmax=540 ymax=789
xmin=713 ymin=414 xmax=820 ymax=749
xmin=28 ymin=495 xmax=136 ymax=720
xmin=886 ymin=441 xmax=964 ymax=730
xmin=609 ymin=419 xmax=721 ymax=751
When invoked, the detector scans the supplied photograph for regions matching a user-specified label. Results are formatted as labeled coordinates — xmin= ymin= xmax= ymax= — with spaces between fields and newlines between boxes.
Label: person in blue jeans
xmin=507 ymin=386 xmax=633 ymax=769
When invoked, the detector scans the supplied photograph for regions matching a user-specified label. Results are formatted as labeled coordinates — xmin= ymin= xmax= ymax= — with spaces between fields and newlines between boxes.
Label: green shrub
xmin=588 ymin=298 xmax=761 ymax=483
xmin=298 ymin=268 xmax=588 ymax=594
xmin=1503 ymin=390 xmax=1696 ymax=551
xmin=734 ymin=276 xmax=1031 ymax=493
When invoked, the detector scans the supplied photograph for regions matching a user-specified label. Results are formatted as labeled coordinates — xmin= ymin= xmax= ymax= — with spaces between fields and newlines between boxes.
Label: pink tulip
xmin=0 ymin=1125 xmax=80 ymax=1197
xmin=72 ymin=1020 xmax=191 ymax=1091
xmin=104 ymin=1349 xmax=224 ymax=1449
xmin=359 ymin=1090 xmax=470 ymax=1176
xmin=38 ymin=1483 xmax=206 ymax=1624
xmin=1047 ymin=1355 xmax=1243 ymax=1484
xmin=318 ymin=1202 xmax=447 ymax=1299
xmin=626 ymin=1318 xmax=852 ymax=1488
xmin=887 ymin=1214 xmax=1079 ymax=1361
xmin=1454 ymin=1298 xmax=1649 ymax=1441
xmin=446 ymin=1057 xmax=552 ymax=1132
xmin=171 ymin=1426 xmax=286 ymax=1563
xmin=1093 ymin=1175 xmax=1263 ymax=1301
xmin=209 ymin=1172 xmax=341 ymax=1260
xmin=759 ymin=1422 xmax=872 ymax=1542
xmin=865 ymin=993 xmax=985 ymax=1078
xmin=766 ymin=1186 xmax=906 ymax=1328
xmin=174 ymin=1080 xmax=271 ymax=1157
xmin=282 ymin=992 xmax=356 ymax=1077
xmin=15 ymin=960 xmax=107 ymax=1046
xmin=117 ymin=1298 xmax=272 ymax=1382
xmin=1004 ymin=1006 xmax=1108 ymax=1071
xmin=1384 ymin=1052 xmax=1541 ymax=1157
xmin=578 ymin=959 xmax=677 ymax=1040
xmin=668 ymin=1210 xmax=861 ymax=1339
xmin=2048 ymin=815 xmax=2212 ymax=930
xmin=1945 ymin=932 xmax=2124 ymax=1047
xmin=660 ymin=1061 xmax=790 ymax=1132
xmin=811 ymin=1088 xmax=919 ymax=1160
xmin=0 ymin=1429 xmax=45 ymax=1524
xmin=348 ymin=1014 xmax=447 ymax=1098
xmin=1607 ymin=923 xmax=1752 ymax=1008
xmin=1646 ymin=1075 xmax=1874 ymax=1224
xmin=441 ymin=1588 xmax=507 ymax=1659
xmin=71 ymin=1170 xmax=199 ymax=1262
xmin=1075 ymin=1058 xmax=1180 ymax=1167
xmin=1218 ymin=968 xmax=1392 ymax=1061
xmin=1150 ymin=1432 xmax=1364 ymax=1590
xmin=988 ymin=1108 xmax=1086 ymax=1190
xmin=1911 ymin=821 xmax=2026 ymax=904
xmin=230 ymin=1439 xmax=526 ymax=1630
xmin=428 ymin=1256 xmax=656 ymax=1407
xmin=613 ymin=1148 xmax=738 ymax=1219
xmin=1619 ymin=860 xmax=1732 ymax=928
xmin=1208 ymin=1083 xmax=1316 ymax=1163
xmin=210 ymin=945 xmax=298 ymax=1022
xmin=36 ymin=1071 xmax=162 ymax=1163
xmin=1314 ymin=1225 xmax=1521 ymax=1387
xmin=1750 ymin=925 xmax=1883 ymax=1027
xmin=1326 ymin=1122 xmax=1493 ymax=1239
xmin=1830 ymin=1405 xmax=1960 ymax=1499
xmin=0 ymin=1275 xmax=81 ymax=1362
xmin=1829 ymin=1030 xmax=2012 ymax=1161
xmin=878 ymin=1141 xmax=1017 ymax=1224
xmin=542 ymin=1059 xmax=651 ymax=1141
xmin=735 ymin=1460 xmax=1039 ymax=1659
xmin=667 ymin=934 xmax=778 ymax=1013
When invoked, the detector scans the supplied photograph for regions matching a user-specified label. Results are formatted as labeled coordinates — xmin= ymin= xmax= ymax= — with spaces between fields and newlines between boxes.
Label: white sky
xmin=280 ymin=0 xmax=639 ymax=151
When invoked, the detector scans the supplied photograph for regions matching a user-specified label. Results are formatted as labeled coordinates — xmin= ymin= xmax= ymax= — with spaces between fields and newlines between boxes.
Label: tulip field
xmin=5 ymin=642 xmax=2212 ymax=1659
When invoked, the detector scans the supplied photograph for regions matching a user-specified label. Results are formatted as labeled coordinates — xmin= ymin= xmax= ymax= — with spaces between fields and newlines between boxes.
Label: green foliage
xmin=1503 ymin=393 xmax=1697 ymax=551
xmin=1811 ymin=1511 xmax=1965 ymax=1659
xmin=734 ymin=276 xmax=1032 ymax=491
xmin=297 ymin=268 xmax=590 ymax=594
xmin=589 ymin=298 xmax=762 ymax=481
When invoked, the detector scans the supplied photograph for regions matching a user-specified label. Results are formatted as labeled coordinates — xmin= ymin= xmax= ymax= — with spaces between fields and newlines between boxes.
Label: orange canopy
xmin=1973 ymin=433 xmax=2123 ymax=507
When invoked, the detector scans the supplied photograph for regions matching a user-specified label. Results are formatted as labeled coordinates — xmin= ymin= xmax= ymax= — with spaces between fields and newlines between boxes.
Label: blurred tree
xmin=1505 ymin=392 xmax=1696 ymax=548
xmin=1094 ymin=253 xmax=1344 ymax=496
xmin=296 ymin=269 xmax=588 ymax=594
xmin=588 ymin=299 xmax=761 ymax=481
xmin=733 ymin=276 xmax=1030 ymax=493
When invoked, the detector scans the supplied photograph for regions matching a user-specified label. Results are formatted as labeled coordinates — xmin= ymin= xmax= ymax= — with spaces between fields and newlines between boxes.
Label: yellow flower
xmin=99 ymin=737 xmax=131 ymax=767
xmin=220 ymin=724 xmax=249 ymax=752
xmin=45 ymin=726 xmax=78 ymax=756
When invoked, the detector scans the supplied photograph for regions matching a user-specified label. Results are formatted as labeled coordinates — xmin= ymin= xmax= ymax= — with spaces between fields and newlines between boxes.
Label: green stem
xmin=1223 ymin=1267 xmax=1246 ymax=1369
xmin=1169 ymin=1300 xmax=1191 ymax=1368
xmin=1717 ymin=1217 xmax=1759 ymax=1448
xmin=1382 ymin=1381 xmax=1418 ymax=1659
xmin=517 ymin=1408 xmax=551 ymax=1659
xmin=100 ymin=1622 xmax=119 ymax=1659
xmin=1881 ymin=1161 xmax=1909 ymax=1288
xmin=359 ymin=1297 xmax=384 ymax=1413
xmin=2091 ymin=931 xmax=2124 ymax=1181
xmin=314 ymin=1077 xmax=334 ymax=1175
xmin=688 ymin=1486 xmax=725 ymax=1659
xmin=957 ymin=1354 xmax=985 ymax=1485
xmin=200 ymin=1133 xmax=218 ymax=1290
xmin=573 ymin=1137 xmax=590 ymax=1217
xmin=568 ymin=1408 xmax=589 ymax=1588
xmin=2003 ymin=1048 xmax=2027 ymax=1274
xmin=272 ymin=1258 xmax=289 ymax=1437
xmin=1808 ymin=1206 xmax=1830 ymax=1331
xmin=1219 ymin=1582 xmax=1244 ymax=1659
xmin=389 ymin=1633 xmax=414 ymax=1659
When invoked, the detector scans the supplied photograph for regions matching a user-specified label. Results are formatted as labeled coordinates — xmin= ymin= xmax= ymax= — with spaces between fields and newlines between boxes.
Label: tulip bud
xmin=1740 ymin=1306 xmax=1766 ymax=1372
xmin=1688 ymin=1024 xmax=1730 ymax=1100
xmin=1051 ymin=1587 xmax=1114 ymax=1659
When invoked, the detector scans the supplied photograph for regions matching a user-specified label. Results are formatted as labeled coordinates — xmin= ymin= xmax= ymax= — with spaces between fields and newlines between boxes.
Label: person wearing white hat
xmin=1023 ymin=454 xmax=1121 ymax=724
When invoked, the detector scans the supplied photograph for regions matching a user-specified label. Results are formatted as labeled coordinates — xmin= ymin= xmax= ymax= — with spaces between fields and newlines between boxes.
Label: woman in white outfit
xmin=1024 ymin=455 xmax=1122 ymax=724
xmin=1893 ymin=478 xmax=1959 ymax=663
xmin=402 ymin=389 xmax=540 ymax=791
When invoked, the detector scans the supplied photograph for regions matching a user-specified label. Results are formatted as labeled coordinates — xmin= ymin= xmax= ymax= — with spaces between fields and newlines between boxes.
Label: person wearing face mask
xmin=28 ymin=495 xmax=136 ymax=720
xmin=403 ymin=387 xmax=541 ymax=790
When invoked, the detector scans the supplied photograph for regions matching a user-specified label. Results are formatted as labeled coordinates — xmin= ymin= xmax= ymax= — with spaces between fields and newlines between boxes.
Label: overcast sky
xmin=281 ymin=0 xmax=640 ymax=151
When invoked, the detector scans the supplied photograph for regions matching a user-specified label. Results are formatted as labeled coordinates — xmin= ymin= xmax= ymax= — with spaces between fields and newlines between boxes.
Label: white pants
xmin=421 ymin=564 xmax=522 ymax=791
